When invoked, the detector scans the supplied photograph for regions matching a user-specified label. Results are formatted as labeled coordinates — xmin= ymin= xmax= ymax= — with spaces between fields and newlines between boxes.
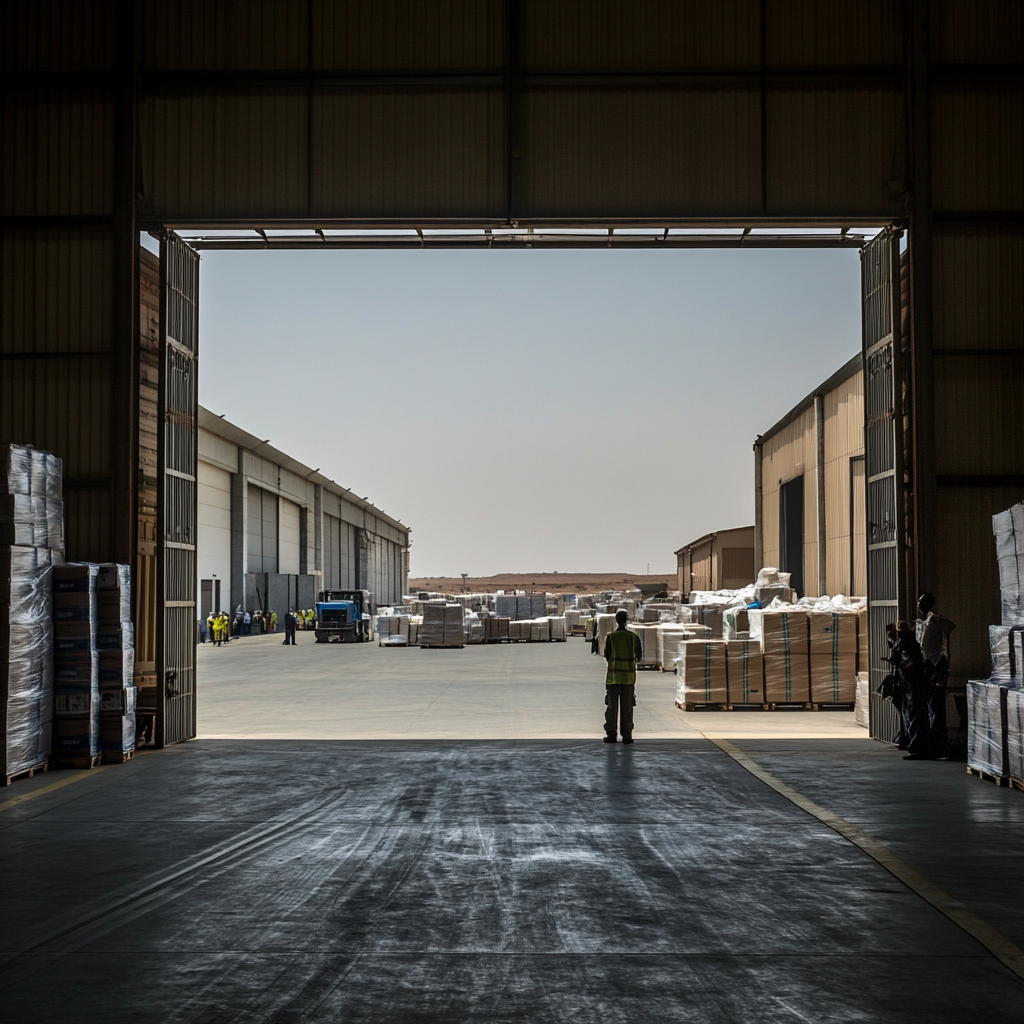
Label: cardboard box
xmin=52 ymin=563 xmax=98 ymax=592
xmin=99 ymin=686 xmax=136 ymax=714
xmin=100 ymin=713 xmax=135 ymax=753
xmin=54 ymin=691 xmax=97 ymax=715
xmin=810 ymin=652 xmax=857 ymax=703
xmin=676 ymin=640 xmax=729 ymax=704
xmin=750 ymin=609 xmax=809 ymax=655
xmin=725 ymin=641 xmax=764 ymax=704
xmin=763 ymin=651 xmax=811 ymax=703
xmin=99 ymin=648 xmax=135 ymax=688
xmin=808 ymin=612 xmax=859 ymax=655
xmin=51 ymin=715 xmax=99 ymax=757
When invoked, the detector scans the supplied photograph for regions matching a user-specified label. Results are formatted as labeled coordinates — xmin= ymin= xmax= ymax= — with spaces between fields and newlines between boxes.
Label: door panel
xmin=861 ymin=230 xmax=904 ymax=743
xmin=157 ymin=232 xmax=199 ymax=747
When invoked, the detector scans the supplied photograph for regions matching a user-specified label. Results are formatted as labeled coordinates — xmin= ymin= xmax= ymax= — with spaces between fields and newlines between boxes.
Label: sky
xmin=161 ymin=240 xmax=868 ymax=578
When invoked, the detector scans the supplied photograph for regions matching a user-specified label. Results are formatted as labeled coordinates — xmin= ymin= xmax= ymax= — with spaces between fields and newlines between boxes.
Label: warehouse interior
xmin=2 ymin=2 xmax=1024 ymax=1020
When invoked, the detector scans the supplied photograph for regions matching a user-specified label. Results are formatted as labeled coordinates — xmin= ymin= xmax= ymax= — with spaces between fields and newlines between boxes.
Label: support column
xmin=814 ymin=393 xmax=827 ymax=597
xmin=753 ymin=438 xmax=764 ymax=572
xmin=909 ymin=0 xmax=935 ymax=607
xmin=230 ymin=460 xmax=248 ymax=611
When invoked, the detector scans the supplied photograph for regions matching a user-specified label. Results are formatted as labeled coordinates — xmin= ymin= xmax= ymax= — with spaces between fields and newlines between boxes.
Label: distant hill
xmin=407 ymin=572 xmax=674 ymax=596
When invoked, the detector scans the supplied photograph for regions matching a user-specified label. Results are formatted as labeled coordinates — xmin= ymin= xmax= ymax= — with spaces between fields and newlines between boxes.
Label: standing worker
xmin=270 ymin=609 xmax=278 ymax=634
xmin=282 ymin=609 xmax=297 ymax=646
xmin=603 ymin=609 xmax=643 ymax=744
xmin=917 ymin=592 xmax=956 ymax=759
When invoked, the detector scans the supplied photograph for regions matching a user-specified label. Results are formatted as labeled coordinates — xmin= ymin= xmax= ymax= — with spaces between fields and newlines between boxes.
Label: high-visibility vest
xmin=605 ymin=628 xmax=641 ymax=686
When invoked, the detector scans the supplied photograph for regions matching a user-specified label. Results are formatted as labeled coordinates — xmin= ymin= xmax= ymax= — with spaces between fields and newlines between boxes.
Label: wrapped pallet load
xmin=967 ymin=679 xmax=1013 ymax=779
xmin=484 ymin=616 xmax=509 ymax=642
xmin=627 ymin=624 xmax=660 ymax=668
xmin=52 ymin=564 xmax=100 ymax=762
xmin=750 ymin=607 xmax=810 ymax=703
xmin=725 ymin=640 xmax=764 ymax=705
xmin=808 ymin=610 xmax=858 ymax=703
xmin=547 ymin=616 xmax=566 ymax=642
xmin=676 ymin=640 xmax=729 ymax=705
xmin=419 ymin=603 xmax=464 ymax=648
xmin=96 ymin=564 xmax=135 ymax=762
xmin=993 ymin=502 xmax=1024 ymax=626
xmin=1007 ymin=689 xmax=1024 ymax=786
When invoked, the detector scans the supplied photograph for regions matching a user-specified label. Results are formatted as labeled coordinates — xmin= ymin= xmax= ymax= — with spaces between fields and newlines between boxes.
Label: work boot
xmin=621 ymin=737 xmax=634 ymax=745
xmin=603 ymin=736 xmax=616 ymax=744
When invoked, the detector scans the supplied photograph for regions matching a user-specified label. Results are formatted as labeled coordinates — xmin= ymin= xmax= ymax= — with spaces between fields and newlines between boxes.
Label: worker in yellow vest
xmin=603 ymin=609 xmax=642 ymax=744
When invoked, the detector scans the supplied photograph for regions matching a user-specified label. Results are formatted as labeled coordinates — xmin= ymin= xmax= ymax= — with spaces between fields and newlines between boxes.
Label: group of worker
xmin=204 ymin=611 xmax=232 ymax=646
xmin=884 ymin=591 xmax=956 ymax=760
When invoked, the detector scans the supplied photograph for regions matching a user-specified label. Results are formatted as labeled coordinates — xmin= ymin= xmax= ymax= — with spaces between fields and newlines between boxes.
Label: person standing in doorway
xmin=282 ymin=609 xmax=297 ymax=646
xmin=603 ymin=609 xmax=643 ymax=744
xmin=917 ymin=593 xmax=956 ymax=759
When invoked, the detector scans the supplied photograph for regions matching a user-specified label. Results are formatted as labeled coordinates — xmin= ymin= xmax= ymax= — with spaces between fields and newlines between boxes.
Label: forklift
xmin=314 ymin=590 xmax=376 ymax=643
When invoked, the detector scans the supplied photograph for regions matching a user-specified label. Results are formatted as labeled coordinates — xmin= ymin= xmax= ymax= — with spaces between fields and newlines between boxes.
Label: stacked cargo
xmin=627 ymin=624 xmax=659 ymax=667
xmin=97 ymin=565 xmax=136 ymax=762
xmin=724 ymin=640 xmax=764 ymax=705
xmin=809 ymin=610 xmax=859 ymax=703
xmin=751 ymin=607 xmax=810 ymax=703
xmin=51 ymin=564 xmax=100 ymax=764
xmin=419 ymin=603 xmax=465 ymax=648
xmin=547 ymin=616 xmax=567 ymax=642
xmin=968 ymin=502 xmax=1024 ymax=784
xmin=676 ymin=640 xmax=729 ymax=705
xmin=483 ymin=617 xmax=510 ymax=642
xmin=2 ymin=444 xmax=62 ymax=783
xmin=657 ymin=624 xmax=710 ymax=671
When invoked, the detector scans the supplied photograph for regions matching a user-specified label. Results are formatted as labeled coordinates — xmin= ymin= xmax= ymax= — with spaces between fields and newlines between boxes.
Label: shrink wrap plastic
xmin=547 ymin=616 xmax=566 ymax=641
xmin=495 ymin=594 xmax=546 ymax=620
xmin=466 ymin=614 xmax=485 ymax=644
xmin=530 ymin=620 xmax=548 ymax=642
xmin=564 ymin=610 xmax=583 ymax=631
xmin=657 ymin=625 xmax=709 ymax=669
xmin=675 ymin=641 xmax=729 ymax=704
xmin=419 ymin=604 xmax=464 ymax=647
xmin=627 ymin=624 xmax=660 ymax=667
xmin=2 ymin=443 xmax=63 ymax=780
xmin=484 ymin=617 xmax=509 ymax=641
xmin=989 ymin=624 xmax=1024 ymax=681
xmin=1007 ymin=688 xmax=1024 ymax=783
xmin=967 ymin=679 xmax=1012 ymax=777
xmin=855 ymin=672 xmax=870 ymax=728
xmin=596 ymin=614 xmax=619 ymax=652
xmin=725 ymin=641 xmax=764 ymax=704
xmin=52 ymin=564 xmax=100 ymax=758
xmin=992 ymin=503 xmax=1024 ymax=625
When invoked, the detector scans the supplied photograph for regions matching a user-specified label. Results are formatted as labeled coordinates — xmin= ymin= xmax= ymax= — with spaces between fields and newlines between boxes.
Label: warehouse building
xmin=754 ymin=354 xmax=865 ymax=600
xmin=197 ymin=408 xmax=410 ymax=623
xmin=675 ymin=527 xmax=755 ymax=600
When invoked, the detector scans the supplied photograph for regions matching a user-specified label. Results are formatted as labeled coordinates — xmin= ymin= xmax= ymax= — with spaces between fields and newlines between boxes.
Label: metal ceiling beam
xmin=179 ymin=231 xmax=869 ymax=251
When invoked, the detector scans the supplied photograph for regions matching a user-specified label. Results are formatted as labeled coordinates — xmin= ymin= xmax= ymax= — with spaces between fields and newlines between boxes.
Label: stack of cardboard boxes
xmin=52 ymin=564 xmax=100 ymax=763
xmin=675 ymin=599 xmax=863 ymax=709
xmin=97 ymin=565 xmax=136 ymax=761
xmin=968 ymin=502 xmax=1024 ymax=783
xmin=1 ymin=444 xmax=62 ymax=782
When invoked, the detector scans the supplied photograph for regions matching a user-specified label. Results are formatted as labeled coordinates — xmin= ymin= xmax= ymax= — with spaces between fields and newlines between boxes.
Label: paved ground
xmin=195 ymin=632 xmax=864 ymax=740
xmin=1 ymin=638 xmax=1022 ymax=1022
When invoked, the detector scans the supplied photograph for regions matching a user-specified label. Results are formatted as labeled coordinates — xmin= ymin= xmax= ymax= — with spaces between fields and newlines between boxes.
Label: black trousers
xmin=605 ymin=685 xmax=635 ymax=740
xmin=283 ymin=625 xmax=296 ymax=645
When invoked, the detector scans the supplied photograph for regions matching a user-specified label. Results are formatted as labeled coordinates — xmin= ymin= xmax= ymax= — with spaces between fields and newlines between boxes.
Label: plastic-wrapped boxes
xmin=992 ymin=503 xmax=1024 ymax=626
xmin=725 ymin=640 xmax=764 ymax=705
xmin=1007 ymin=688 xmax=1024 ymax=785
xmin=967 ymin=679 xmax=1013 ymax=778
xmin=627 ymin=624 xmax=660 ymax=667
xmin=96 ymin=564 xmax=135 ymax=760
xmin=809 ymin=611 xmax=858 ymax=703
xmin=419 ymin=604 xmax=465 ymax=648
xmin=676 ymin=640 xmax=728 ymax=704
xmin=2 ymin=444 xmax=63 ymax=782
xmin=51 ymin=564 xmax=100 ymax=761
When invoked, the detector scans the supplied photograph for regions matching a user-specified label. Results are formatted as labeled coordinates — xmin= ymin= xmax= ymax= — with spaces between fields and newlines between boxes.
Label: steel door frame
xmin=156 ymin=231 xmax=200 ymax=747
xmin=861 ymin=228 xmax=907 ymax=743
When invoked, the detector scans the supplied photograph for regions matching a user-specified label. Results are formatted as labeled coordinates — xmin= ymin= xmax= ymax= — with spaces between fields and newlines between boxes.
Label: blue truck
xmin=314 ymin=589 xmax=375 ymax=643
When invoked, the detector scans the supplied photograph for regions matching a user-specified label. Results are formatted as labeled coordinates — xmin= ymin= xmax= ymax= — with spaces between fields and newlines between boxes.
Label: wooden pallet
xmin=49 ymin=754 xmax=102 ymax=771
xmin=5 ymin=761 xmax=49 ymax=787
xmin=1010 ymin=777 xmax=1024 ymax=794
xmin=675 ymin=701 xmax=735 ymax=712
xmin=101 ymin=748 xmax=135 ymax=765
xmin=419 ymin=644 xmax=465 ymax=649
xmin=967 ymin=765 xmax=1010 ymax=787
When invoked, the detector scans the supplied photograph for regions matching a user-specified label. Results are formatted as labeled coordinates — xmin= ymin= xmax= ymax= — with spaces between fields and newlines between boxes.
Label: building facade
xmin=197 ymin=408 xmax=409 ymax=620
xmin=754 ymin=355 xmax=865 ymax=600
xmin=675 ymin=527 xmax=755 ymax=600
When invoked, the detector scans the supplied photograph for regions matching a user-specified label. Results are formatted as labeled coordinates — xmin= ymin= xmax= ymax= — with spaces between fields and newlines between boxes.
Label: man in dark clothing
xmin=917 ymin=592 xmax=956 ymax=758
xmin=603 ymin=609 xmax=643 ymax=744
xmin=891 ymin=620 xmax=930 ymax=759
xmin=282 ymin=609 xmax=298 ymax=646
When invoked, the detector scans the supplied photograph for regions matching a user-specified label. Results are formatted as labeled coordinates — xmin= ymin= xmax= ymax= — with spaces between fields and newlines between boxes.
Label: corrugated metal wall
xmin=823 ymin=371 xmax=866 ymax=596
xmin=759 ymin=408 xmax=817 ymax=595
xmin=926 ymin=2 xmax=1024 ymax=685
xmin=4 ymin=0 xmax=1021 ymax=729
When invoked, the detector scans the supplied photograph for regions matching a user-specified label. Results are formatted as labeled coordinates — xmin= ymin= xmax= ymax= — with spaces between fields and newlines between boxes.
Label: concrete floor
xmin=1 ymin=638 xmax=1023 ymax=1021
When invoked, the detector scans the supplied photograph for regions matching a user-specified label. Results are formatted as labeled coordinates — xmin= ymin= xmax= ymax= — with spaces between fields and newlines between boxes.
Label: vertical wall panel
xmin=768 ymin=0 xmax=903 ymax=65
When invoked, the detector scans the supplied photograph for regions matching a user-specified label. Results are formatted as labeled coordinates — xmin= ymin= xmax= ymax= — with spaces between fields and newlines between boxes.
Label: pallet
xmin=101 ymin=748 xmax=135 ymax=765
xmin=637 ymin=664 xmax=660 ymax=671
xmin=967 ymin=765 xmax=1010 ymax=787
xmin=419 ymin=644 xmax=465 ymax=649
xmin=49 ymin=754 xmax=102 ymax=771
xmin=675 ymin=701 xmax=734 ymax=712
xmin=5 ymin=761 xmax=49 ymax=787
xmin=1011 ymin=777 xmax=1024 ymax=794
